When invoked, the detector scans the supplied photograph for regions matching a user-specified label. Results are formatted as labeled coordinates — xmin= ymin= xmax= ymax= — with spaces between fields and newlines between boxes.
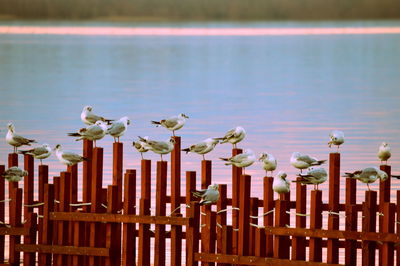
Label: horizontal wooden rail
xmin=264 ymin=226 xmax=400 ymax=243
xmin=0 ymin=227 xmax=29 ymax=236
xmin=50 ymin=212 xmax=190 ymax=225
xmin=195 ymin=253 xmax=344 ymax=265
xmin=15 ymin=244 xmax=110 ymax=256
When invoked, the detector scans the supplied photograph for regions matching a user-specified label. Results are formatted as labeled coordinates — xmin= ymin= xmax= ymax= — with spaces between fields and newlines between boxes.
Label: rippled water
xmin=0 ymin=21 xmax=400 ymax=261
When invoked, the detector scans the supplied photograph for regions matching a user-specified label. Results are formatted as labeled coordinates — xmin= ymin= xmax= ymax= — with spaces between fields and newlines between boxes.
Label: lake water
xmin=0 ymin=20 xmax=400 ymax=263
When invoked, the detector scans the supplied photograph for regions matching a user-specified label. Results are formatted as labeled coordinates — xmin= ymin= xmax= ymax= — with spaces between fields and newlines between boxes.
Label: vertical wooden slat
xmin=186 ymin=171 xmax=197 ymax=262
xmin=57 ymin=171 xmax=71 ymax=266
xmin=23 ymin=212 xmax=37 ymax=266
xmin=155 ymin=161 xmax=167 ymax=266
xmin=38 ymin=164 xmax=48 ymax=244
xmin=232 ymin=148 xmax=242 ymax=255
xmin=327 ymin=153 xmax=340 ymax=264
xmin=23 ymin=154 xmax=34 ymax=217
xmin=396 ymin=191 xmax=400 ymax=266
xmin=113 ymin=142 xmax=123 ymax=208
xmin=292 ymin=177 xmax=306 ymax=260
xmin=187 ymin=202 xmax=200 ymax=266
xmin=216 ymin=184 xmax=227 ymax=260
xmin=105 ymin=185 xmax=121 ymax=266
xmin=67 ymin=163 xmax=78 ymax=264
xmin=122 ymin=170 xmax=136 ymax=266
xmin=8 ymin=153 xmax=18 ymax=190
xmin=255 ymin=228 xmax=266 ymax=257
xmin=52 ymin=176 xmax=60 ymax=246
xmin=9 ymin=187 xmax=22 ymax=266
xmin=171 ymin=136 xmax=182 ymax=266
xmin=381 ymin=202 xmax=395 ymax=266
xmin=273 ymin=199 xmax=289 ymax=259
xmin=141 ymin=159 xmax=151 ymax=200
xmin=362 ymin=190 xmax=377 ymax=266
xmin=39 ymin=184 xmax=54 ymax=266
xmin=201 ymin=159 xmax=212 ymax=260
xmin=83 ymin=139 xmax=93 ymax=213
xmin=263 ymin=176 xmax=274 ymax=257
xmin=72 ymin=212 xmax=85 ymax=266
xmin=203 ymin=211 xmax=217 ymax=266
xmin=249 ymin=197 xmax=258 ymax=256
xmin=0 ymin=165 xmax=4 ymax=263
xmin=89 ymin=147 xmax=103 ymax=266
xmin=345 ymin=204 xmax=357 ymax=266
xmin=238 ymin=174 xmax=251 ymax=257
xmin=309 ymin=190 xmax=322 ymax=262
xmin=138 ymin=198 xmax=151 ymax=266
xmin=379 ymin=165 xmax=391 ymax=265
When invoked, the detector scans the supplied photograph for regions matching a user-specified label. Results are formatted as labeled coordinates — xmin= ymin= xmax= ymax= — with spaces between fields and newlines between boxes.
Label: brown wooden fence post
xmin=232 ymin=148 xmax=242 ymax=255
xmin=379 ymin=165 xmax=391 ymax=265
xmin=8 ymin=153 xmax=18 ymax=190
xmin=309 ymin=190 xmax=322 ymax=262
xmin=52 ymin=176 xmax=60 ymax=246
xmin=249 ymin=197 xmax=258 ymax=256
xmin=255 ymin=227 xmax=266 ymax=257
xmin=263 ymin=176 xmax=274 ymax=257
xmin=0 ymin=165 xmax=4 ymax=263
xmin=39 ymin=183 xmax=54 ymax=266
xmin=122 ymin=169 xmax=136 ymax=266
xmin=292 ymin=177 xmax=306 ymax=261
xmin=57 ymin=171 xmax=71 ymax=266
xmin=155 ymin=161 xmax=167 ymax=266
xmin=381 ymin=202 xmax=395 ymax=266
xmin=397 ymin=191 xmax=400 ymax=266
xmin=138 ymin=198 xmax=151 ymax=266
xmin=186 ymin=171 xmax=197 ymax=263
xmin=201 ymin=159 xmax=212 ymax=260
xmin=345 ymin=204 xmax=357 ymax=266
xmin=23 ymin=154 xmax=34 ymax=218
xmin=23 ymin=212 xmax=37 ymax=266
xmin=171 ymin=136 xmax=182 ymax=266
xmin=238 ymin=174 xmax=251 ymax=257
xmin=216 ymin=184 xmax=227 ymax=265
xmin=113 ymin=142 xmax=123 ymax=208
xmin=327 ymin=152 xmax=340 ymax=263
xmin=9 ymin=187 xmax=22 ymax=266
xmin=273 ymin=199 xmax=289 ymax=259
xmin=105 ymin=185 xmax=120 ymax=266
xmin=38 ymin=164 xmax=48 ymax=245
xmin=362 ymin=190 xmax=377 ymax=266
xmin=187 ymin=201 xmax=200 ymax=266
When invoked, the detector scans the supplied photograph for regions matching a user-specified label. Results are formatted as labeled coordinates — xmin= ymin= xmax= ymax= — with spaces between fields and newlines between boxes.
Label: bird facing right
xmin=378 ymin=142 xmax=391 ymax=165
xmin=259 ymin=152 xmax=277 ymax=176
xmin=273 ymin=171 xmax=290 ymax=194
xmin=1 ymin=166 xmax=28 ymax=182
xmin=192 ymin=184 xmax=220 ymax=205
xmin=328 ymin=130 xmax=345 ymax=152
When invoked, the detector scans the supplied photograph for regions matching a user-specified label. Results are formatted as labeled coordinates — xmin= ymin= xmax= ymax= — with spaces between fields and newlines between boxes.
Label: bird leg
xmin=172 ymin=131 xmax=175 ymax=137
xmin=118 ymin=137 xmax=120 ymax=143
xmin=367 ymin=183 xmax=371 ymax=191
xmin=202 ymin=154 xmax=205 ymax=160
xmin=337 ymin=146 xmax=339 ymax=153
xmin=160 ymin=154 xmax=163 ymax=161
xmin=140 ymin=153 xmax=144 ymax=160
xmin=40 ymin=159 xmax=43 ymax=166
xmin=243 ymin=167 xmax=246 ymax=175
xmin=94 ymin=140 xmax=97 ymax=148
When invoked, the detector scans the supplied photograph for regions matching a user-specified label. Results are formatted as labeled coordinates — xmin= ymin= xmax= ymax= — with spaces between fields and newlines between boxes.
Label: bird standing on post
xmin=220 ymin=149 xmax=255 ymax=175
xmin=80 ymin=105 xmax=113 ymax=125
xmin=106 ymin=116 xmax=130 ymax=143
xmin=343 ymin=167 xmax=388 ymax=191
xmin=1 ymin=166 xmax=28 ymax=182
xmin=132 ymin=136 xmax=149 ymax=159
xmin=138 ymin=136 xmax=175 ymax=161
xmin=19 ymin=143 xmax=52 ymax=165
xmin=68 ymin=120 xmax=108 ymax=147
xmin=192 ymin=184 xmax=220 ymax=205
xmin=6 ymin=123 xmax=36 ymax=153
xmin=259 ymin=152 xmax=277 ymax=176
xmin=294 ymin=167 xmax=327 ymax=190
xmin=214 ymin=126 xmax=246 ymax=149
xmin=182 ymin=138 xmax=219 ymax=160
xmin=54 ymin=144 xmax=87 ymax=166
xmin=290 ymin=152 xmax=326 ymax=173
xmin=273 ymin=171 xmax=290 ymax=194
xmin=151 ymin=113 xmax=188 ymax=136
xmin=328 ymin=130 xmax=345 ymax=152
xmin=378 ymin=142 xmax=391 ymax=165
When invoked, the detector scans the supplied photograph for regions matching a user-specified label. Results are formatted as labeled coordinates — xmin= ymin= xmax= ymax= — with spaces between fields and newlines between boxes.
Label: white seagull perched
xmin=220 ymin=149 xmax=256 ymax=174
xmin=54 ymin=144 xmax=87 ymax=166
xmin=344 ymin=167 xmax=388 ymax=191
xmin=138 ymin=136 xmax=175 ymax=161
xmin=273 ymin=171 xmax=290 ymax=194
xmin=107 ymin=116 xmax=131 ymax=143
xmin=80 ymin=105 xmax=113 ymax=125
xmin=182 ymin=138 xmax=219 ymax=160
xmin=68 ymin=121 xmax=108 ymax=147
xmin=378 ymin=142 xmax=391 ymax=165
xmin=328 ymin=130 xmax=345 ymax=152
xmin=19 ymin=143 xmax=52 ymax=165
xmin=6 ymin=123 xmax=36 ymax=153
xmin=259 ymin=152 xmax=277 ymax=176
xmin=215 ymin=126 xmax=246 ymax=149
xmin=290 ymin=152 xmax=326 ymax=173
xmin=132 ymin=136 xmax=149 ymax=159
xmin=192 ymin=184 xmax=220 ymax=205
xmin=2 ymin=166 xmax=28 ymax=182
xmin=294 ymin=167 xmax=327 ymax=190
xmin=151 ymin=113 xmax=189 ymax=136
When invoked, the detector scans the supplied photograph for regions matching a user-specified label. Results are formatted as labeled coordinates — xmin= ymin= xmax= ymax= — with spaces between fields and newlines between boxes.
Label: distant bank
xmin=0 ymin=0 xmax=399 ymax=20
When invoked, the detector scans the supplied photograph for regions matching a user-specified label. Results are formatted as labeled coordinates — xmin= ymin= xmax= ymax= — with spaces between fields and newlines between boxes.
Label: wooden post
xmin=255 ymin=228 xmax=266 ymax=257
xmin=345 ymin=204 xmax=357 ymax=266
xmin=381 ymin=202 xmax=394 ymax=266
xmin=89 ymin=147 xmax=104 ymax=266
xmin=138 ymin=198 xmax=151 ymax=266
xmin=53 ymin=176 xmax=60 ymax=246
xmin=9 ymin=187 xmax=22 ymax=266
xmin=186 ymin=171 xmax=197 ymax=263
xmin=8 ymin=153 xmax=18 ymax=190
xmin=105 ymin=185 xmax=121 ymax=266
xmin=113 ymin=142 xmax=123 ymax=208
xmin=238 ymin=174 xmax=251 ymax=257
xmin=309 ymin=190 xmax=322 ymax=262
xmin=39 ymin=184 xmax=54 ymax=266
xmin=203 ymin=211 xmax=216 ymax=266
xmin=23 ymin=154 xmax=34 ymax=217
xmin=232 ymin=148 xmax=242 ymax=255
xmin=83 ymin=139 xmax=93 ymax=213
xmin=121 ymin=170 xmax=136 ymax=266
xmin=23 ymin=212 xmax=37 ymax=266
xmin=72 ymin=212 xmax=85 ymax=266
xmin=249 ymin=197 xmax=258 ymax=256
xmin=273 ymin=199 xmax=289 ymax=259
xmin=57 ymin=171 xmax=71 ymax=266
xmin=327 ymin=153 xmax=340 ymax=264
xmin=216 ymin=184 xmax=227 ymax=262
xmin=38 ymin=164 xmax=48 ymax=244
xmin=187 ymin=202 xmax=200 ymax=266
xmin=397 ymin=191 xmax=400 ymax=266
xmin=263 ymin=176 xmax=274 ymax=257
xmin=67 ymin=164 xmax=78 ymax=261
xmin=155 ymin=161 xmax=167 ymax=266
xmin=0 ymin=165 xmax=4 ymax=263
xmin=379 ymin=165 xmax=391 ymax=265
xmin=362 ymin=190 xmax=377 ymax=266
xmin=292 ymin=177 xmax=306 ymax=260
xmin=201 ymin=160 xmax=212 ymax=258
xmin=141 ymin=159 xmax=151 ymax=200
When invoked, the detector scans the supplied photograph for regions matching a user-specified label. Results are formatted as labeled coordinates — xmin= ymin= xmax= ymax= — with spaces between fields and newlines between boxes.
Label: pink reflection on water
xmin=1 ymin=26 xmax=400 ymax=36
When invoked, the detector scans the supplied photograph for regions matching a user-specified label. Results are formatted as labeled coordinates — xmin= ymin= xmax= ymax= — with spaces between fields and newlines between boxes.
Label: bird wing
xmin=62 ymin=152 xmax=83 ymax=162
xmin=229 ymin=153 xmax=248 ymax=163
xmin=223 ymin=128 xmax=236 ymax=139
xmin=191 ymin=142 xmax=208 ymax=153
xmin=32 ymin=146 xmax=49 ymax=156
xmin=162 ymin=118 xmax=179 ymax=128
xmin=86 ymin=125 xmax=104 ymax=136
xmin=13 ymin=134 xmax=33 ymax=144
xmin=85 ymin=113 xmax=103 ymax=124
xmin=107 ymin=122 xmax=124 ymax=135
xmin=297 ymin=154 xmax=315 ymax=164
xmin=149 ymin=141 xmax=169 ymax=151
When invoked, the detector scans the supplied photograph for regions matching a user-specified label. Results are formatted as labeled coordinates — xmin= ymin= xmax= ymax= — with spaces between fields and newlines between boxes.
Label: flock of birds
xmin=1 ymin=106 xmax=398 ymax=206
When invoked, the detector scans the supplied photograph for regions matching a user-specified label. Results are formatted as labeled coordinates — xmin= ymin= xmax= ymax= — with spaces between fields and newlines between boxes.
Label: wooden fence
xmin=0 ymin=136 xmax=399 ymax=265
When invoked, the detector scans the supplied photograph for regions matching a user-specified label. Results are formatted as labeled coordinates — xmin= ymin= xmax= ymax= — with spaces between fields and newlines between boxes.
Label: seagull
xmin=182 ymin=138 xmax=219 ymax=160
xmin=328 ymin=130 xmax=345 ymax=152
xmin=138 ymin=136 xmax=175 ymax=161
xmin=106 ymin=116 xmax=130 ymax=143
xmin=294 ymin=167 xmax=327 ymax=190
xmin=18 ymin=143 xmax=52 ymax=165
xmin=220 ymin=149 xmax=256 ymax=174
xmin=1 ymin=166 xmax=28 ymax=182
xmin=192 ymin=184 xmax=220 ymax=205
xmin=132 ymin=136 xmax=149 ymax=159
xmin=151 ymin=113 xmax=188 ymax=136
xmin=378 ymin=142 xmax=391 ymax=165
xmin=68 ymin=120 xmax=108 ymax=147
xmin=6 ymin=123 xmax=36 ymax=153
xmin=80 ymin=105 xmax=113 ymax=125
xmin=290 ymin=152 xmax=326 ymax=173
xmin=214 ymin=126 xmax=246 ymax=149
xmin=344 ymin=167 xmax=388 ymax=191
xmin=54 ymin=144 xmax=87 ymax=166
xmin=273 ymin=171 xmax=290 ymax=194
xmin=259 ymin=152 xmax=277 ymax=176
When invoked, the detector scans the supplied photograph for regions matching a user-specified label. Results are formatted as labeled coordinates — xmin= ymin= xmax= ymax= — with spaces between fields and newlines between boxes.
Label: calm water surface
xmin=1 ymin=21 xmax=400 ymax=228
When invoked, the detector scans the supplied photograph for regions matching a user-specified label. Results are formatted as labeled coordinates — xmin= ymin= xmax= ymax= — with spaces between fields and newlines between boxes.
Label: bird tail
xmin=82 ymin=157 xmax=89 ymax=161
xmin=343 ymin=172 xmax=354 ymax=178
xmin=328 ymin=141 xmax=332 ymax=148
xmin=138 ymin=136 xmax=148 ymax=143
xmin=312 ymin=160 xmax=327 ymax=166
xmin=104 ymin=119 xmax=114 ymax=125
xmin=18 ymin=150 xmax=29 ymax=155
xmin=182 ymin=148 xmax=190 ymax=154
xmin=23 ymin=170 xmax=29 ymax=176
xmin=219 ymin=157 xmax=229 ymax=161
xmin=68 ymin=133 xmax=81 ymax=137
xmin=191 ymin=190 xmax=203 ymax=198
xmin=392 ymin=175 xmax=400 ymax=179
xmin=151 ymin=121 xmax=161 ymax=126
